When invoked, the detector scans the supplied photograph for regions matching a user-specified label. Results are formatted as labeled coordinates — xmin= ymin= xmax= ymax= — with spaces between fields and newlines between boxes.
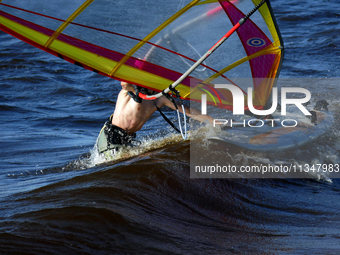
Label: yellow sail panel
xmin=252 ymin=0 xmax=282 ymax=44
xmin=0 ymin=2 xmax=191 ymax=93
xmin=0 ymin=14 xmax=50 ymax=46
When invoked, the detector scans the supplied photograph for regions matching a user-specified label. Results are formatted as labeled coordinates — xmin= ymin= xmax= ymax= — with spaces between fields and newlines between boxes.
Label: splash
xmin=81 ymin=132 xmax=187 ymax=167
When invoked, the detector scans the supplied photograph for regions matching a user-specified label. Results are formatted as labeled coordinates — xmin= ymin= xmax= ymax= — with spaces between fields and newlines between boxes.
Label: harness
xmin=128 ymin=84 xmax=182 ymax=134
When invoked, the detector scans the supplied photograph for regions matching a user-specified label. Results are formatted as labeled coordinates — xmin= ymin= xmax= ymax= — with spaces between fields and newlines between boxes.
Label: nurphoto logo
xmin=201 ymin=84 xmax=312 ymax=128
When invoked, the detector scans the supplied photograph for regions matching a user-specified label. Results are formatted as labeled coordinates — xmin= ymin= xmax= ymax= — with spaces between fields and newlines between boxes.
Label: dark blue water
xmin=0 ymin=0 xmax=339 ymax=254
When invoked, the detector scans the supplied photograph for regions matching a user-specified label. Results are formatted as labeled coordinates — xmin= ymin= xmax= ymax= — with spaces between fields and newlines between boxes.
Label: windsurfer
xmin=96 ymin=81 xmax=214 ymax=156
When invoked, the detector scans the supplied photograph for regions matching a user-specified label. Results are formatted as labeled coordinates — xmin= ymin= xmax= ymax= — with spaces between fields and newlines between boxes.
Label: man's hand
xmin=182 ymin=104 xmax=214 ymax=124
xmin=121 ymin=81 xmax=135 ymax=92
xmin=159 ymin=96 xmax=214 ymax=124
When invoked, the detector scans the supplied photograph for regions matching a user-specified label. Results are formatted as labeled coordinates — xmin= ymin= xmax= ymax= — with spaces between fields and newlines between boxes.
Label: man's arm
xmin=159 ymin=96 xmax=214 ymax=124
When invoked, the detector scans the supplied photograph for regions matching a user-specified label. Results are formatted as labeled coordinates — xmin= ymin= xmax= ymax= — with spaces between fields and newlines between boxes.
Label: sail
xmin=0 ymin=0 xmax=283 ymax=111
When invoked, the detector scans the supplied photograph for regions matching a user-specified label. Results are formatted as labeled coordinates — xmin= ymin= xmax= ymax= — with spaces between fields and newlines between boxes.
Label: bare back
xmin=111 ymin=82 xmax=213 ymax=134
xmin=111 ymin=89 xmax=158 ymax=134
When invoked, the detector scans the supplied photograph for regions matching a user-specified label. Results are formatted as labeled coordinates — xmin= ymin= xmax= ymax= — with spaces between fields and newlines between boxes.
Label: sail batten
xmin=44 ymin=0 xmax=94 ymax=48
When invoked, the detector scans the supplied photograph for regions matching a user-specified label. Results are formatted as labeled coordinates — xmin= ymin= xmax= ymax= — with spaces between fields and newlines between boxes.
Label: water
xmin=0 ymin=0 xmax=339 ymax=254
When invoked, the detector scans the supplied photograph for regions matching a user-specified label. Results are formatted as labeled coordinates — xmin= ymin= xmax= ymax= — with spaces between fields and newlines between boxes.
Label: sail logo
xmin=201 ymin=84 xmax=312 ymax=117
xmin=247 ymin=38 xmax=266 ymax=47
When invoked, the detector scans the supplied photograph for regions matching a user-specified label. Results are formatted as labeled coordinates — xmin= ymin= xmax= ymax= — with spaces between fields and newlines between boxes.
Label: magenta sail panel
xmin=220 ymin=1 xmax=275 ymax=88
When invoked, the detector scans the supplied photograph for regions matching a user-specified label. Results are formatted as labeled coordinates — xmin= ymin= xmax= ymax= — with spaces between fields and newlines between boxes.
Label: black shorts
xmin=96 ymin=116 xmax=140 ymax=156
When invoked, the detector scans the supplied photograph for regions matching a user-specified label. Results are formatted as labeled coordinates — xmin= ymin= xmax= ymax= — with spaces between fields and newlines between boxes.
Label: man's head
xmin=120 ymin=81 xmax=154 ymax=95
xmin=138 ymin=86 xmax=155 ymax=96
